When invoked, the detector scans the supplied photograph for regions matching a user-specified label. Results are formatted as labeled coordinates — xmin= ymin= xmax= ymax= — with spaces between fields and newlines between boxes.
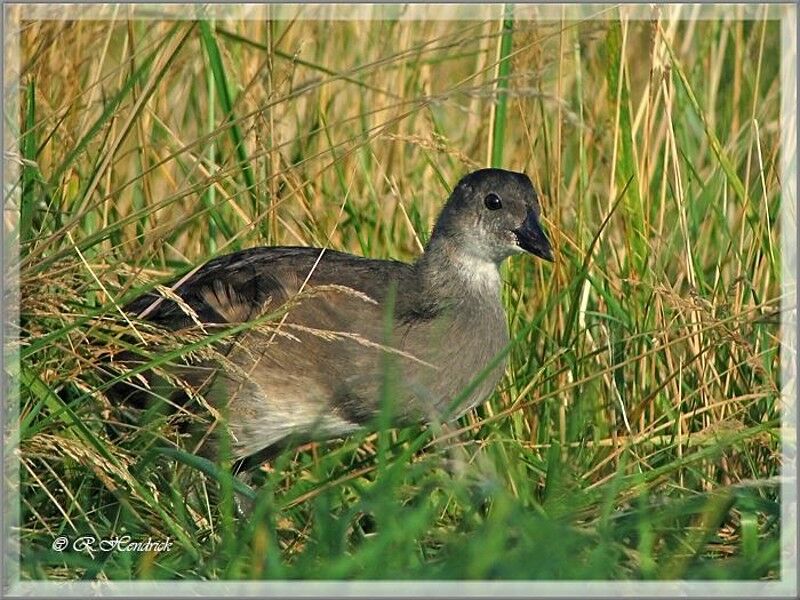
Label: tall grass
xmin=10 ymin=7 xmax=784 ymax=581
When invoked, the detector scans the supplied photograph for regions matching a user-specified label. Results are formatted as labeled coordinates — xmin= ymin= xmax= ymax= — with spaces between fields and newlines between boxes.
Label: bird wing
xmin=124 ymin=246 xmax=414 ymax=329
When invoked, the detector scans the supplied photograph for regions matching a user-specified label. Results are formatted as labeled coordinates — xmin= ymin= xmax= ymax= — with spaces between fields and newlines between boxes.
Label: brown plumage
xmin=119 ymin=168 xmax=553 ymax=470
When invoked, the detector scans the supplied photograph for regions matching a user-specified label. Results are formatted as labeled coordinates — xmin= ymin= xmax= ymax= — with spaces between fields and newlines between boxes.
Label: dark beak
xmin=514 ymin=211 xmax=554 ymax=262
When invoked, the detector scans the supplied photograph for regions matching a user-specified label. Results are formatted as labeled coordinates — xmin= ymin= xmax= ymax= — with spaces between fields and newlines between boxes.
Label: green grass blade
xmin=660 ymin=31 xmax=748 ymax=204
xmin=155 ymin=447 xmax=256 ymax=501
xmin=20 ymin=78 xmax=38 ymax=245
xmin=490 ymin=4 xmax=514 ymax=168
xmin=561 ymin=177 xmax=630 ymax=347
xmin=605 ymin=18 xmax=647 ymax=274
xmin=198 ymin=20 xmax=257 ymax=220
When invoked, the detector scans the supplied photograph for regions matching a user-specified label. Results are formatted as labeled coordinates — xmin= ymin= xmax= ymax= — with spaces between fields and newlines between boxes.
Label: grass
xmin=9 ymin=6 xmax=785 ymax=583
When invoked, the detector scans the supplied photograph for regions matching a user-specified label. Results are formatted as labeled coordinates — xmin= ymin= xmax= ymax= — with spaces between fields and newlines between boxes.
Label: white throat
xmin=449 ymin=252 xmax=502 ymax=295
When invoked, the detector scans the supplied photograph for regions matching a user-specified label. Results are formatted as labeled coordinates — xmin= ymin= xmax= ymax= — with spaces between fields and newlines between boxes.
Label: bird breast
xmin=419 ymin=299 xmax=509 ymax=418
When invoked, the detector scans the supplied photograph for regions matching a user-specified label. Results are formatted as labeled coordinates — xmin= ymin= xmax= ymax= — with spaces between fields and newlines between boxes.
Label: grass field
xmin=7 ymin=4 xmax=790 ymax=584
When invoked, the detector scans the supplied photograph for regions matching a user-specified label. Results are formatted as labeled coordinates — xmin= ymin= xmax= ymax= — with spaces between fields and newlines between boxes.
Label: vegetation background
xmin=8 ymin=3 xmax=789 ymax=583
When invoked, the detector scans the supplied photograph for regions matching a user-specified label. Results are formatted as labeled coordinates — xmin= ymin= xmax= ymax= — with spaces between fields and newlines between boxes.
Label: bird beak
xmin=514 ymin=210 xmax=554 ymax=262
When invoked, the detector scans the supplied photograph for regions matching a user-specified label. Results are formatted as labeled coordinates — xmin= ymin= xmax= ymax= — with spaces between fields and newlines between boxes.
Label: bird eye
xmin=484 ymin=192 xmax=502 ymax=210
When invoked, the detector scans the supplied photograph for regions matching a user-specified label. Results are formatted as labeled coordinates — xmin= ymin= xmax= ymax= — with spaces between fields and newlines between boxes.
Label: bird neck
xmin=414 ymin=235 xmax=503 ymax=306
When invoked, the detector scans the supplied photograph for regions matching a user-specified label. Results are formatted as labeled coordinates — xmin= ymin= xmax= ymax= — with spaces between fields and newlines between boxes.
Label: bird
xmin=118 ymin=168 xmax=553 ymax=473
